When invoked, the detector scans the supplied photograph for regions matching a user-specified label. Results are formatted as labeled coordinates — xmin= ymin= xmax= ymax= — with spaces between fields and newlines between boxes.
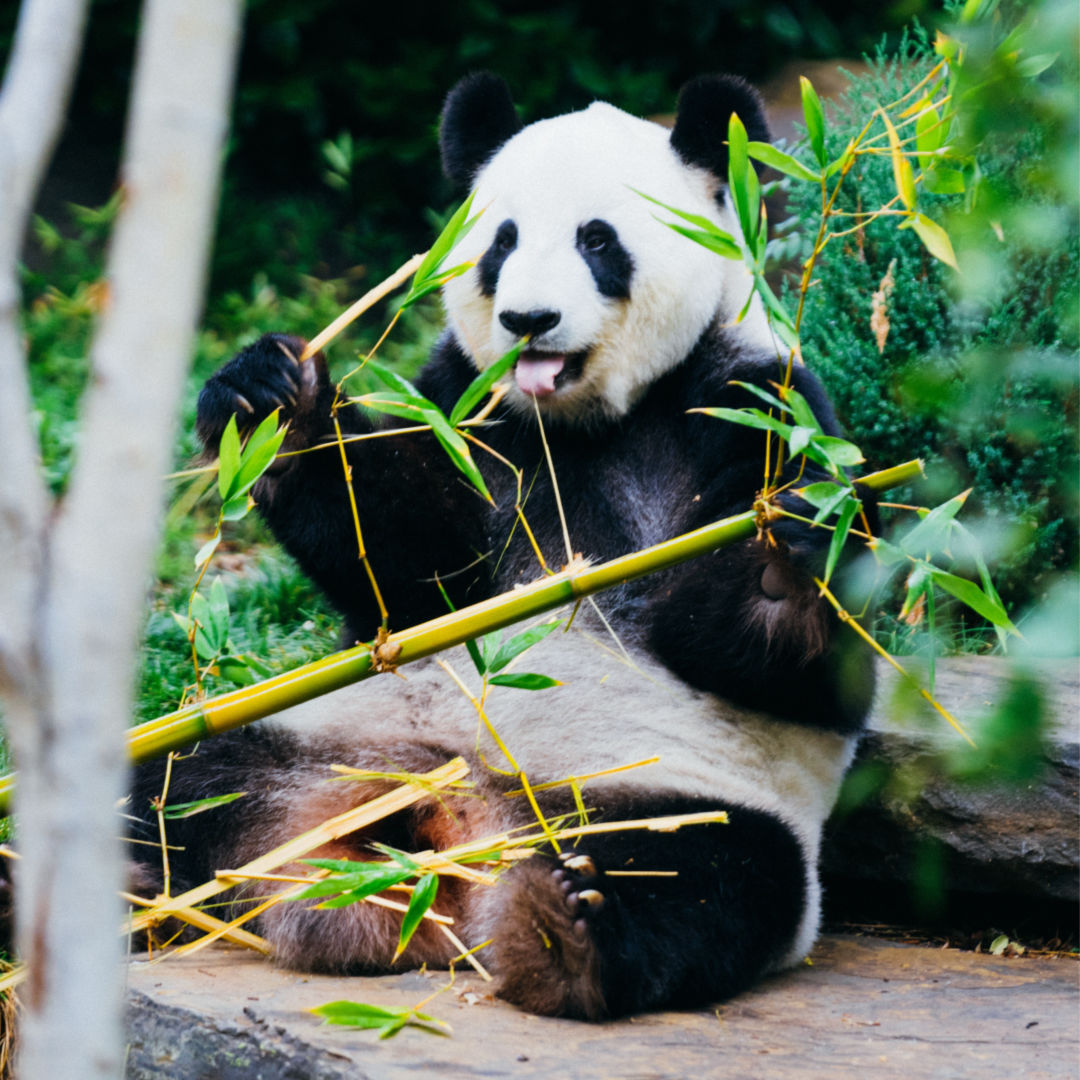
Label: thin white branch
xmin=10 ymin=1 xmax=243 ymax=1077
xmin=0 ymin=0 xmax=88 ymax=695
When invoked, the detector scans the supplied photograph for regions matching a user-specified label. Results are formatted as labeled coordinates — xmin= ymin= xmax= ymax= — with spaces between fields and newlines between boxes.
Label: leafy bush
xmin=785 ymin=20 xmax=1078 ymax=628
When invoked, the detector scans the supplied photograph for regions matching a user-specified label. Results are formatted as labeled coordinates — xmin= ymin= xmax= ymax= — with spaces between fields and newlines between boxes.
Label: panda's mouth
xmin=514 ymin=349 xmax=588 ymax=398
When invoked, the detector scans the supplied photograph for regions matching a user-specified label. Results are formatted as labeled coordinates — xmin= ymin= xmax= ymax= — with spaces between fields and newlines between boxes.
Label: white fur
xmin=272 ymin=613 xmax=854 ymax=969
xmin=441 ymin=101 xmax=775 ymax=423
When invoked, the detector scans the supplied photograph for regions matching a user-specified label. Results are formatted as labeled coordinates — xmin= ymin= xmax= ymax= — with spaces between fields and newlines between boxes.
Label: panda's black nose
xmin=499 ymin=309 xmax=561 ymax=338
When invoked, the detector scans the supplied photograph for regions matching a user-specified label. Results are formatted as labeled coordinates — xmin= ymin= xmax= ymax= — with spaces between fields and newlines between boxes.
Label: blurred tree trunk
xmin=0 ymin=1 xmax=242 ymax=1076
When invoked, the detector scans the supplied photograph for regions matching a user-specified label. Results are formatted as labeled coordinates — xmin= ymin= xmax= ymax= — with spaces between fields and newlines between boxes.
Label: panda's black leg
xmin=493 ymin=797 xmax=808 ymax=1019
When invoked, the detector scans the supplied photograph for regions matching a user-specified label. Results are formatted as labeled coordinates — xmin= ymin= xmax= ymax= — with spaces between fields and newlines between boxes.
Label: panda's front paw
xmin=196 ymin=333 xmax=326 ymax=452
xmin=761 ymin=488 xmax=838 ymax=588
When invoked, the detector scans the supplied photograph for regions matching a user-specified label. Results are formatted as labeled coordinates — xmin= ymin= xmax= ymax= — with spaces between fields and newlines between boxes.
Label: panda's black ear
xmin=670 ymin=75 xmax=770 ymax=181
xmin=440 ymin=72 xmax=522 ymax=187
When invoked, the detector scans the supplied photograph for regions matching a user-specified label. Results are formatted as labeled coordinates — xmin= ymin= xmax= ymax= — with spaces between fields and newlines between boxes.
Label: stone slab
xmin=125 ymin=935 xmax=1078 ymax=1080
xmin=824 ymin=657 xmax=1080 ymax=902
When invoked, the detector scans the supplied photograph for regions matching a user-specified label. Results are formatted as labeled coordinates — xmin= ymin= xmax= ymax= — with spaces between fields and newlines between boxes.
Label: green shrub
xmin=786 ymin=24 xmax=1078 ymax=629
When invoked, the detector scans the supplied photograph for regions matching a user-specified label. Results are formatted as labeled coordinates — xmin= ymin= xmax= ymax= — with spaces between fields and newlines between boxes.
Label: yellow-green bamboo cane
xmin=0 ymin=459 xmax=922 ymax=813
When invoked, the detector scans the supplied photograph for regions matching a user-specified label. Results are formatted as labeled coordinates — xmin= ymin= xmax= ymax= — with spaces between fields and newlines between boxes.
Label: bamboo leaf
xmin=290 ymin=859 xmax=414 ymax=904
xmin=658 ymin=221 xmax=741 ymax=260
xmin=800 ymin=482 xmax=853 ymax=525
xmin=221 ymin=494 xmax=253 ymax=522
xmin=747 ymin=141 xmax=821 ymax=183
xmin=778 ymin=386 xmax=822 ymax=433
xmin=926 ymin=567 xmax=1020 ymax=634
xmin=229 ymin=410 xmax=287 ymax=498
xmin=822 ymin=496 xmax=861 ymax=585
xmin=915 ymin=102 xmax=944 ymax=171
xmin=194 ymin=531 xmax=221 ymax=568
xmin=910 ymin=212 xmax=959 ymax=270
xmin=366 ymin=844 xmax=422 ymax=872
xmin=489 ymin=672 xmax=562 ymax=691
xmin=880 ymin=109 xmax=917 ymax=210
xmin=1016 ymin=53 xmax=1057 ymax=78
xmin=394 ymin=873 xmax=438 ymax=960
xmin=487 ymin=620 xmax=562 ymax=674
xmin=870 ymin=535 xmax=912 ymax=569
xmin=751 ymin=273 xmax=797 ymax=333
xmin=310 ymin=1000 xmax=446 ymax=1039
xmin=202 ymin=581 xmax=231 ymax=655
xmin=449 ymin=340 xmax=524 ymax=426
xmin=788 ymin=425 xmax=817 ymax=458
xmin=953 ymin=521 xmax=1010 ymax=650
xmin=366 ymin=362 xmax=430 ymax=403
xmin=217 ymin=415 xmax=241 ymax=501
xmin=727 ymin=112 xmax=755 ymax=245
xmin=691 ymin=406 xmax=794 ymax=441
xmin=402 ymin=192 xmax=479 ymax=308
xmin=215 ymin=657 xmax=252 ymax=685
xmin=728 ymin=380 xmax=785 ymax=412
xmin=355 ymin=393 xmax=431 ymax=423
xmin=922 ymin=167 xmax=966 ymax=195
xmin=900 ymin=561 xmax=932 ymax=619
xmin=825 ymin=141 xmax=856 ymax=179
xmin=426 ymin=409 xmax=492 ymax=502
xmin=812 ymin=436 xmax=865 ymax=468
xmin=800 ymin=76 xmax=827 ymax=167
xmin=634 ymin=189 xmax=731 ymax=234
xmin=899 ymin=490 xmax=969 ymax=557
xmin=162 ymin=792 xmax=247 ymax=819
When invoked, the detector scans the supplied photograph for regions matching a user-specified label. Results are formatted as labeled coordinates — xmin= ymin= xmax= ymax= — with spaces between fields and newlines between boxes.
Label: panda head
xmin=438 ymin=73 xmax=772 ymax=425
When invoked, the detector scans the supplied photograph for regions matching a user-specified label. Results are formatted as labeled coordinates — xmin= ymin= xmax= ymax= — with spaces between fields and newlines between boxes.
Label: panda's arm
xmin=645 ymin=360 xmax=876 ymax=734
xmin=196 ymin=333 xmax=491 ymax=642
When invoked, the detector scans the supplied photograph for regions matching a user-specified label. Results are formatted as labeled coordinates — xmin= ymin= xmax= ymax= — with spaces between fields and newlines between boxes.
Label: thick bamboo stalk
xmin=0 ymin=458 xmax=922 ymax=813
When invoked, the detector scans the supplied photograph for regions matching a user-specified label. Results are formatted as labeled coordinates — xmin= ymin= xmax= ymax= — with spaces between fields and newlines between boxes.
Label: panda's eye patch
xmin=578 ymin=220 xmax=614 ymax=253
xmin=576 ymin=219 xmax=634 ymax=300
xmin=478 ymin=220 xmax=518 ymax=297
xmin=494 ymin=221 xmax=518 ymax=252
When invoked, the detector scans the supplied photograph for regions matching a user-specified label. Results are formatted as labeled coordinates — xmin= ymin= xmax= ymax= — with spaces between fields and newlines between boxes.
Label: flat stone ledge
xmin=125 ymin=936 xmax=1078 ymax=1080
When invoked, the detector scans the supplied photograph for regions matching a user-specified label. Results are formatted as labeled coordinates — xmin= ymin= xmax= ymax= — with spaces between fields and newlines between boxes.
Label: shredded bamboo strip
xmin=440 ymin=808 xmax=731 ymax=865
xmin=171 ymin=892 xmax=282 ymax=958
xmin=440 ymin=928 xmax=492 ymax=982
xmin=504 ymin=756 xmax=660 ymax=797
xmin=300 ymin=251 xmax=426 ymax=361
xmin=605 ymin=870 xmax=679 ymax=878
xmin=120 ymin=891 xmax=271 ymax=953
xmin=128 ymin=757 xmax=468 ymax=932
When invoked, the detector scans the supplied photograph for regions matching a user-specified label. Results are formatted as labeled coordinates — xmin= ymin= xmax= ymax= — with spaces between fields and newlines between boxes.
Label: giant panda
xmin=131 ymin=72 xmax=876 ymax=1020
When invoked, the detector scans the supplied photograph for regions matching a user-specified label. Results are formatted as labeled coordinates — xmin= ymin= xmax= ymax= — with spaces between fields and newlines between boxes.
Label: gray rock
xmin=823 ymin=657 xmax=1080 ymax=903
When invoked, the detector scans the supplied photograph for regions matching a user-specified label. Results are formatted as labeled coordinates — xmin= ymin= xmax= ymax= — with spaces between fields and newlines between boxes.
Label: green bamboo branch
xmin=0 ymin=459 xmax=923 ymax=813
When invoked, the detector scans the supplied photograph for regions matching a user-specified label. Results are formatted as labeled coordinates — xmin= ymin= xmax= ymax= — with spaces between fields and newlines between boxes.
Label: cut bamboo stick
xmin=0 ymin=459 xmax=923 ymax=812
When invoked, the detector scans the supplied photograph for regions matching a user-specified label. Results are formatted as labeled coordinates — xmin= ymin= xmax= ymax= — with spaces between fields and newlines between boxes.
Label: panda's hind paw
xmin=554 ymin=851 xmax=606 ymax=929
xmin=493 ymin=852 xmax=609 ymax=1018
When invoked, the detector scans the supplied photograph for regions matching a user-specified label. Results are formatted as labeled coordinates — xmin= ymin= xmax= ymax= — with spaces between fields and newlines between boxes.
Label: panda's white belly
xmin=272 ymin=615 xmax=855 ymax=867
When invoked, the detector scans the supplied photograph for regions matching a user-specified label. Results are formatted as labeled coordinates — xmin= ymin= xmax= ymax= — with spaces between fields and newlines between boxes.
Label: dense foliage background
xmin=2 ymin=0 xmax=1076 ymax=719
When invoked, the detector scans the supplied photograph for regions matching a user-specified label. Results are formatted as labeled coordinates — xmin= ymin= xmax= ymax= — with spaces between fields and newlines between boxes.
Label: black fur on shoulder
xmin=440 ymin=72 xmax=522 ymax=186
xmin=670 ymin=74 xmax=771 ymax=181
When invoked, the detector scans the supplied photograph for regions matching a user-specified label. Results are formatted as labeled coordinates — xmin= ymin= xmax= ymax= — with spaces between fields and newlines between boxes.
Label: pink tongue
xmin=515 ymin=355 xmax=565 ymax=397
